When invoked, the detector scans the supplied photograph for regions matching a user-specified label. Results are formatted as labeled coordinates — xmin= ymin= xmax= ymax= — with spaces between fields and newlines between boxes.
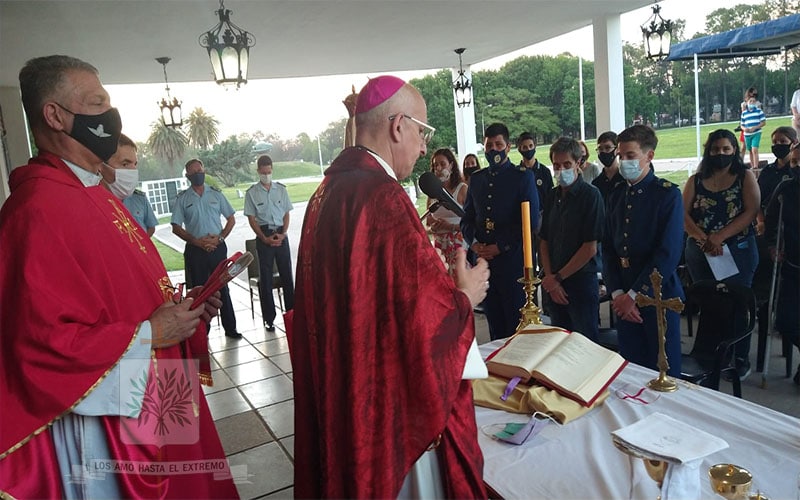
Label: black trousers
xmin=256 ymin=233 xmax=295 ymax=325
xmin=184 ymin=242 xmax=237 ymax=334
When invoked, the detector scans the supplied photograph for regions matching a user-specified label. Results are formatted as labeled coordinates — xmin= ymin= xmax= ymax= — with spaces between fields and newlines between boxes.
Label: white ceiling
xmin=0 ymin=0 xmax=652 ymax=87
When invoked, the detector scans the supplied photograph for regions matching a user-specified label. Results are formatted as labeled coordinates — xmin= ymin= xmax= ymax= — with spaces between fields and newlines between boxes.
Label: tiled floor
xmin=190 ymin=272 xmax=798 ymax=499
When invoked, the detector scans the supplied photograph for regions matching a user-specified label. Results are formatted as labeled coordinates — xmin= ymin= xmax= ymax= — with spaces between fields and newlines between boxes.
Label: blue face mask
xmin=747 ymin=104 xmax=756 ymax=111
xmin=485 ymin=149 xmax=507 ymax=168
xmin=619 ymin=159 xmax=643 ymax=181
xmin=557 ymin=167 xmax=576 ymax=187
xmin=521 ymin=149 xmax=536 ymax=161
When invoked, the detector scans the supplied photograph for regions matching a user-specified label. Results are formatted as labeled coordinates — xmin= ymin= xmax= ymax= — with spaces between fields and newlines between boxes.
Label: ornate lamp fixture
xmin=452 ymin=48 xmax=473 ymax=107
xmin=156 ymin=57 xmax=182 ymax=128
xmin=641 ymin=2 xmax=673 ymax=59
xmin=198 ymin=0 xmax=256 ymax=89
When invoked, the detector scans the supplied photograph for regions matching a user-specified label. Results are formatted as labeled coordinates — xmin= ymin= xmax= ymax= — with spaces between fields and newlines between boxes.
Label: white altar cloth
xmin=476 ymin=340 xmax=800 ymax=499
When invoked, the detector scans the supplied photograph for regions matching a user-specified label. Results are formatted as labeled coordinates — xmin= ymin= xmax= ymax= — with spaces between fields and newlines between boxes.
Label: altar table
xmin=476 ymin=340 xmax=800 ymax=499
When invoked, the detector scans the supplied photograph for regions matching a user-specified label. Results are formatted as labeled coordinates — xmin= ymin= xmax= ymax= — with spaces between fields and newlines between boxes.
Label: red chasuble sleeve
xmin=291 ymin=148 xmax=486 ymax=498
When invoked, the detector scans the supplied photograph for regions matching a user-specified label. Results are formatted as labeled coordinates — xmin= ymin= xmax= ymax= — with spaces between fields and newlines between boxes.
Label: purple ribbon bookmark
xmin=501 ymin=376 xmax=522 ymax=401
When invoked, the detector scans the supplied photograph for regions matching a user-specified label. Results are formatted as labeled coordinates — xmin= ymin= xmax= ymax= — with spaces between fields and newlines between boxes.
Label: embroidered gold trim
xmin=199 ymin=372 xmax=214 ymax=387
xmin=0 ymin=323 xmax=144 ymax=460
xmin=426 ymin=433 xmax=442 ymax=451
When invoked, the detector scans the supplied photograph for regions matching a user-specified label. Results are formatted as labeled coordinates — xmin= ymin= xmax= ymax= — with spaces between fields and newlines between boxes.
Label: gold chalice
xmin=708 ymin=463 xmax=752 ymax=499
xmin=644 ymin=459 xmax=669 ymax=493
xmin=612 ymin=440 xmax=669 ymax=499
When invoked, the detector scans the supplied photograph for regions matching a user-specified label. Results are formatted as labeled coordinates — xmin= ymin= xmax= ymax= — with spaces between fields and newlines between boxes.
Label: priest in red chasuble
xmin=290 ymin=75 xmax=491 ymax=498
xmin=0 ymin=56 xmax=237 ymax=498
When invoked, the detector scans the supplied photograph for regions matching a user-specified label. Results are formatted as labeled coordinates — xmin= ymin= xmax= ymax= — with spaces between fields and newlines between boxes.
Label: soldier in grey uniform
xmin=244 ymin=155 xmax=295 ymax=331
xmin=100 ymin=134 xmax=157 ymax=236
xmin=171 ymin=158 xmax=240 ymax=338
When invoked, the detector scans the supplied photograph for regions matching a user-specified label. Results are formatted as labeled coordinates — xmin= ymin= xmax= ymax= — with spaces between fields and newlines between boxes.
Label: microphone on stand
xmin=419 ymin=172 xmax=465 ymax=218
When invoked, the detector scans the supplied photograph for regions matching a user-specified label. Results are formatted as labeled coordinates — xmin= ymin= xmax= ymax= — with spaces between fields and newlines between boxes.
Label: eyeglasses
xmin=389 ymin=113 xmax=436 ymax=144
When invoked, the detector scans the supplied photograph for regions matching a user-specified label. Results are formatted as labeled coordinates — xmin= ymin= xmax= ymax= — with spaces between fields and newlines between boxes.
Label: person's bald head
xmin=354 ymin=77 xmax=429 ymax=180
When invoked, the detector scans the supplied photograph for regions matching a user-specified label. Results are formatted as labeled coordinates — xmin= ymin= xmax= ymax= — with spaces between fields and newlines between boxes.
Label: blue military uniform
xmin=602 ymin=168 xmax=684 ymax=375
xmin=522 ymin=159 xmax=553 ymax=209
xmin=462 ymin=158 xmax=539 ymax=340
xmin=122 ymin=189 xmax=157 ymax=233
xmin=243 ymin=181 xmax=295 ymax=327
xmin=171 ymin=185 xmax=238 ymax=335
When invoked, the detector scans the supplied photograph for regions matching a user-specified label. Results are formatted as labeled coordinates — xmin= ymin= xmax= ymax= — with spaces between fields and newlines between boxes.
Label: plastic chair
xmin=245 ymin=239 xmax=284 ymax=319
xmin=680 ymin=280 xmax=757 ymax=398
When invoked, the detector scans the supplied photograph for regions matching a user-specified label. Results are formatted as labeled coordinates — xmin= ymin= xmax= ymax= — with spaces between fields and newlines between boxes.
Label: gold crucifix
xmin=635 ymin=268 xmax=684 ymax=392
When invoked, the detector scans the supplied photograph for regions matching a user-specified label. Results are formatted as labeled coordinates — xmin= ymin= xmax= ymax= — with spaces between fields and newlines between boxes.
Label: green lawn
xmin=153 ymin=238 xmax=184 ymax=272
xmin=158 ymin=119 xmax=792 ymax=267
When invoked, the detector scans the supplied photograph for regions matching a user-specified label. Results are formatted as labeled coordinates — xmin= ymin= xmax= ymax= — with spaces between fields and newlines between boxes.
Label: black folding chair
xmin=680 ymin=280 xmax=757 ymax=398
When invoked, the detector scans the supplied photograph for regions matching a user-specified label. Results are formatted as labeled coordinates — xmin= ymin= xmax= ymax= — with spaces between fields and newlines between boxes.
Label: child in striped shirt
xmin=741 ymin=97 xmax=766 ymax=169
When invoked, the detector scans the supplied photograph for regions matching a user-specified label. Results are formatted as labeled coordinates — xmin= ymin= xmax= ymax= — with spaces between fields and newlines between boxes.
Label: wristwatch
xmin=218 ymin=234 xmax=225 ymax=242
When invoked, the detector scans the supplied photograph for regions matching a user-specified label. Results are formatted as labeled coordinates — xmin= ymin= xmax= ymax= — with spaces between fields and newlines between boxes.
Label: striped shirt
xmin=740 ymin=107 xmax=766 ymax=136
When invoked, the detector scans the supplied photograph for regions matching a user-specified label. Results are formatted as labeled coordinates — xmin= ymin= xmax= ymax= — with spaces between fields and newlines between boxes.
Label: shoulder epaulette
xmin=276 ymin=181 xmax=286 ymax=187
xmin=209 ymin=185 xmax=222 ymax=192
xmin=133 ymin=188 xmax=145 ymax=195
xmin=176 ymin=189 xmax=186 ymax=197
xmin=517 ymin=165 xmax=527 ymax=172
xmin=472 ymin=168 xmax=488 ymax=177
xmin=659 ymin=179 xmax=678 ymax=189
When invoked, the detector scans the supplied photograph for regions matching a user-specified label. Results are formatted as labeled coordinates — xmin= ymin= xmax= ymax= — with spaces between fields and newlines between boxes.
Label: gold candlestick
xmin=635 ymin=269 xmax=684 ymax=393
xmin=516 ymin=267 xmax=542 ymax=331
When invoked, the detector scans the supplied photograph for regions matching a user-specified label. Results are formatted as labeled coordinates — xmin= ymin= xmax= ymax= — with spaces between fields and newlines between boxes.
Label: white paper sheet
xmin=705 ymin=243 xmax=739 ymax=281
xmin=611 ymin=412 xmax=729 ymax=464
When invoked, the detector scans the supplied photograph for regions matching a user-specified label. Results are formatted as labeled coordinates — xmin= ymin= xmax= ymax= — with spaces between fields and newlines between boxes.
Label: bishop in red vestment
xmin=290 ymin=76 xmax=490 ymax=498
xmin=0 ymin=56 xmax=237 ymax=499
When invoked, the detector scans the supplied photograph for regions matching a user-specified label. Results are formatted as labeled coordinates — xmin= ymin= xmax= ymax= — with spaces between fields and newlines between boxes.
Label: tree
xmin=147 ymin=121 xmax=188 ymax=173
xmin=184 ymin=107 xmax=220 ymax=150
xmin=197 ymin=135 xmax=257 ymax=187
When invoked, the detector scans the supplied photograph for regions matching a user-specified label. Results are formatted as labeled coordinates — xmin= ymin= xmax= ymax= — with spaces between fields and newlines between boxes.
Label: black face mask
xmin=707 ymin=154 xmax=735 ymax=170
xmin=187 ymin=172 xmax=205 ymax=187
xmin=521 ymin=149 xmax=536 ymax=161
xmin=56 ymin=103 xmax=122 ymax=162
xmin=598 ymin=151 xmax=616 ymax=168
xmin=771 ymin=143 xmax=792 ymax=160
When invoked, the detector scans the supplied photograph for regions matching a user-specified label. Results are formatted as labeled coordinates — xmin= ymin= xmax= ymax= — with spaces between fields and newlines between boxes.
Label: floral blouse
xmin=689 ymin=173 xmax=753 ymax=242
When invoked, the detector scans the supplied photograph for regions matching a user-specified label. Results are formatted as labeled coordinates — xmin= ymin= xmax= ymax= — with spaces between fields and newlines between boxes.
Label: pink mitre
xmin=355 ymin=75 xmax=406 ymax=114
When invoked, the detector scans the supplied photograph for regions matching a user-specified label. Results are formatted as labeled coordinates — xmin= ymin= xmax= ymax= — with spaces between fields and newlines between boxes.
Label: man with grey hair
xmin=0 ymin=55 xmax=235 ymax=498
xmin=291 ymin=75 xmax=489 ymax=498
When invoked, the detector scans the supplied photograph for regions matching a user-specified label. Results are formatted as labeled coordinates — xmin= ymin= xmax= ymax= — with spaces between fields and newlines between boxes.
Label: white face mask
xmin=619 ymin=159 xmax=643 ymax=181
xmin=260 ymin=173 xmax=272 ymax=184
xmin=107 ymin=168 xmax=138 ymax=200
xmin=436 ymin=169 xmax=451 ymax=182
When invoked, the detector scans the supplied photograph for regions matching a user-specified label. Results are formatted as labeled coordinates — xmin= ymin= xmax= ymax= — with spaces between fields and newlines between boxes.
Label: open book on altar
xmin=485 ymin=326 xmax=627 ymax=407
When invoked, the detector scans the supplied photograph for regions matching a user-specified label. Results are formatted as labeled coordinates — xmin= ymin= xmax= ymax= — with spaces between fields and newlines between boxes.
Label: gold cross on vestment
xmin=635 ymin=268 xmax=684 ymax=392
xmin=109 ymin=199 xmax=147 ymax=254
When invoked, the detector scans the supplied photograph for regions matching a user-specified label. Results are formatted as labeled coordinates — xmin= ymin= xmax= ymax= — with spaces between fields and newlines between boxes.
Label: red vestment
xmin=290 ymin=147 xmax=486 ymax=498
xmin=0 ymin=153 xmax=237 ymax=498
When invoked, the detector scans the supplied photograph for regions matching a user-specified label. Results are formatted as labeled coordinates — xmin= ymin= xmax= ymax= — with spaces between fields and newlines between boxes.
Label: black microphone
xmin=419 ymin=172 xmax=465 ymax=218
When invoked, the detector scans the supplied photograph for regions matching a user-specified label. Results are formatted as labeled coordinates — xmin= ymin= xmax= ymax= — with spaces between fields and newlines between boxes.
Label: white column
xmin=451 ymin=66 xmax=477 ymax=166
xmin=0 ymin=86 xmax=31 ymax=206
xmin=593 ymin=15 xmax=626 ymax=135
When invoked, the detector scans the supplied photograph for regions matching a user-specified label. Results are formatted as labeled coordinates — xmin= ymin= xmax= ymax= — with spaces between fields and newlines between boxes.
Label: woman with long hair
xmin=426 ymin=148 xmax=468 ymax=274
xmin=683 ymin=128 xmax=760 ymax=377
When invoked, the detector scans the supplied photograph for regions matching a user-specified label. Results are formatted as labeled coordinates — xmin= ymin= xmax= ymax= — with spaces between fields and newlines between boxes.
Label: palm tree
xmin=147 ymin=121 xmax=188 ymax=171
xmin=185 ymin=107 xmax=220 ymax=150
